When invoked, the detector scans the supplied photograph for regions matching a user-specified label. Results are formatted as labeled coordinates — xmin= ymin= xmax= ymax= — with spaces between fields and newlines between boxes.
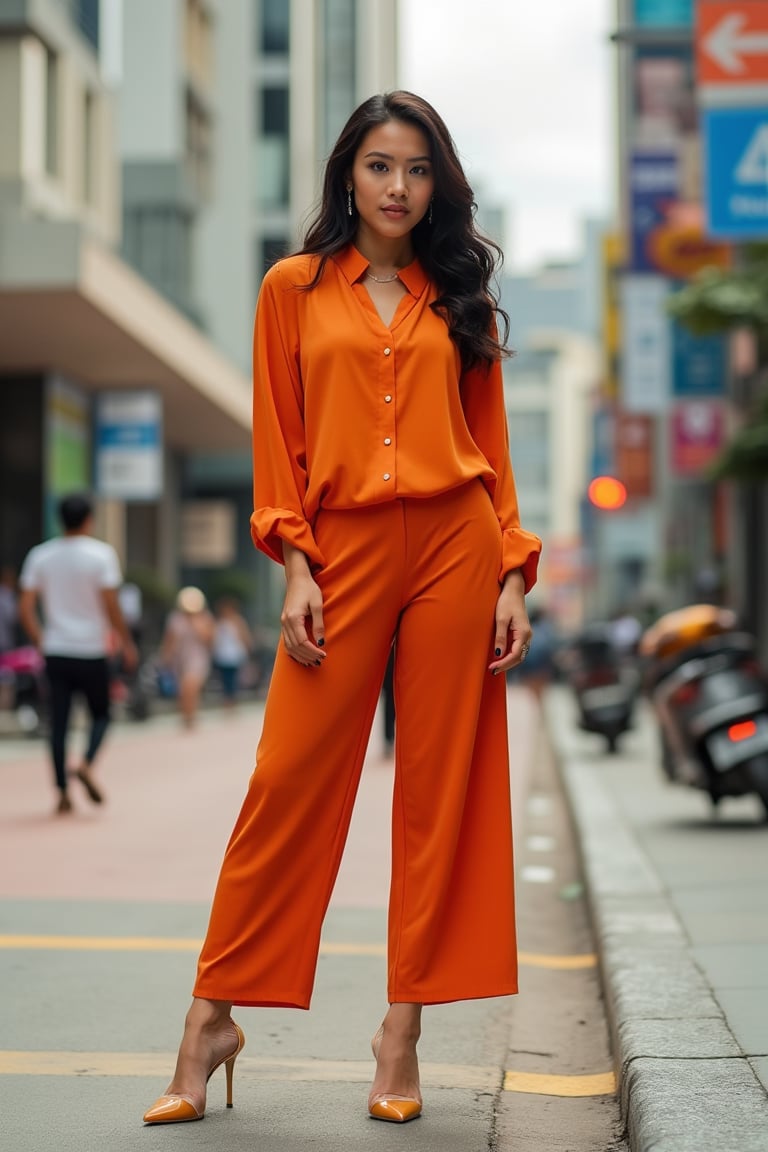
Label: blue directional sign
xmin=704 ymin=106 xmax=768 ymax=238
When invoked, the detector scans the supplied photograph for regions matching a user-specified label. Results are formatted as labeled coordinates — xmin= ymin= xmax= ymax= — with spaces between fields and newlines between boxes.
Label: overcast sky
xmin=399 ymin=0 xmax=615 ymax=270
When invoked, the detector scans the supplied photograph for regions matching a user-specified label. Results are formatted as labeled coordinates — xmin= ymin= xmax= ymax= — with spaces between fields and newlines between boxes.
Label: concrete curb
xmin=545 ymin=687 xmax=768 ymax=1152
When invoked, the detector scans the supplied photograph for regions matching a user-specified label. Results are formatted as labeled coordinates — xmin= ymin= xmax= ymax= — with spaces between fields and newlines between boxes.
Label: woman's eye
xmin=370 ymin=162 xmax=388 ymax=173
xmin=411 ymin=166 xmax=429 ymax=176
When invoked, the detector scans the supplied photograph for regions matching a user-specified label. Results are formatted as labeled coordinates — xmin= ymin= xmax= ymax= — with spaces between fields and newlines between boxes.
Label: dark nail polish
xmin=492 ymin=669 xmax=499 ymax=676
xmin=495 ymin=648 xmax=501 ymax=657
xmin=315 ymin=660 xmax=322 ymax=666
xmin=317 ymin=637 xmax=325 ymax=647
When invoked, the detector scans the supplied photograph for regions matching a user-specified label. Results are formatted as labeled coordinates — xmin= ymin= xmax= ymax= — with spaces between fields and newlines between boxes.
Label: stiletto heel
xmin=224 ymin=1045 xmax=237 ymax=1108
xmin=143 ymin=1021 xmax=245 ymax=1125
xmin=368 ymin=1023 xmax=423 ymax=1123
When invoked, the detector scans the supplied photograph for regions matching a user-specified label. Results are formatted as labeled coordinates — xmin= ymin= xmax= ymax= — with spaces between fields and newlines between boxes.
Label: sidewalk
xmin=546 ymin=685 xmax=768 ymax=1152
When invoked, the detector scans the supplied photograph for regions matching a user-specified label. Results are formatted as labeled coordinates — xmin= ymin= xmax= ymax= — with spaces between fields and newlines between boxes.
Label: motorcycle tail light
xmin=728 ymin=720 xmax=758 ymax=743
xmin=670 ymin=682 xmax=699 ymax=707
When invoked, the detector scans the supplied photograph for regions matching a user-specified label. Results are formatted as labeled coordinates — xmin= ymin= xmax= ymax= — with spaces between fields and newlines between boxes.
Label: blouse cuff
xmin=250 ymin=507 xmax=326 ymax=570
xmin=500 ymin=528 xmax=542 ymax=593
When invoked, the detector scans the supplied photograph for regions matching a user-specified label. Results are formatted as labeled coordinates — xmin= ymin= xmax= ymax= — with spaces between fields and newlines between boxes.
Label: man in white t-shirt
xmin=18 ymin=493 xmax=138 ymax=814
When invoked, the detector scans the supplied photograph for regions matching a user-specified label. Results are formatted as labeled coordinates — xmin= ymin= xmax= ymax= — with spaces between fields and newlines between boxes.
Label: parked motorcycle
xmin=560 ymin=624 xmax=637 ymax=754
xmin=641 ymin=605 xmax=768 ymax=819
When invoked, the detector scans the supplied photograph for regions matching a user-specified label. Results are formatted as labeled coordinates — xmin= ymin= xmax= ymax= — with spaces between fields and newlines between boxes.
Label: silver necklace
xmin=365 ymin=270 xmax=399 ymax=283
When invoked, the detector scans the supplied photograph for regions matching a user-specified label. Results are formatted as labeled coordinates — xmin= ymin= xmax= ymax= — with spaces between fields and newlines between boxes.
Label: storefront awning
xmin=0 ymin=215 xmax=251 ymax=453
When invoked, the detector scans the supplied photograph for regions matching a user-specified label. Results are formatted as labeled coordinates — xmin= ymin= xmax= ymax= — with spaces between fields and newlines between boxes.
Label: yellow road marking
xmin=504 ymin=1070 xmax=616 ymax=1097
xmin=0 ymin=1052 xmax=498 ymax=1090
xmin=0 ymin=1052 xmax=613 ymax=1097
xmin=0 ymin=935 xmax=384 ymax=956
xmin=0 ymin=936 xmax=596 ymax=968
xmin=518 ymin=951 xmax=597 ymax=970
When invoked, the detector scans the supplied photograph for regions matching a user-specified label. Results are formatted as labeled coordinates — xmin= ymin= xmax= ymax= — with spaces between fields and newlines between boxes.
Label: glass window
xmin=323 ymin=0 xmax=356 ymax=152
xmin=256 ymin=86 xmax=290 ymax=207
xmin=74 ymin=0 xmax=100 ymax=52
xmin=261 ymin=0 xmax=290 ymax=54
xmin=262 ymin=86 xmax=289 ymax=135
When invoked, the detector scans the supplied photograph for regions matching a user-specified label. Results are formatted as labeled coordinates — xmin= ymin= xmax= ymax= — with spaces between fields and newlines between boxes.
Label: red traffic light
xmin=588 ymin=476 xmax=627 ymax=510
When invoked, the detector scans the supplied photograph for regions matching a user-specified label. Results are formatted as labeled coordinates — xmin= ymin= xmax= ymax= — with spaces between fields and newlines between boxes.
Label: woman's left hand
xmin=488 ymin=569 xmax=532 ymax=675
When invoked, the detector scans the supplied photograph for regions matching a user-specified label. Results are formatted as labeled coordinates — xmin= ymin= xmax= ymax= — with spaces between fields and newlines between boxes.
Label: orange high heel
xmin=143 ymin=1021 xmax=245 ymax=1125
xmin=368 ymin=1024 xmax=422 ymax=1123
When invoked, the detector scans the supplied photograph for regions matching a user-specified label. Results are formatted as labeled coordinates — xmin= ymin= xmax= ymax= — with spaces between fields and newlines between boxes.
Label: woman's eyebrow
xmin=363 ymin=150 xmax=432 ymax=162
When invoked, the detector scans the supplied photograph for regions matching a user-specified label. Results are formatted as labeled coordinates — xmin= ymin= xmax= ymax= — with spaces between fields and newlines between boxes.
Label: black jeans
xmin=45 ymin=656 xmax=111 ymax=792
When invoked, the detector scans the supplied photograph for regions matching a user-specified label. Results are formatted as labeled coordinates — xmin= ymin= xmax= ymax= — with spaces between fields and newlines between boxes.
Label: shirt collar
xmin=333 ymin=244 xmax=429 ymax=298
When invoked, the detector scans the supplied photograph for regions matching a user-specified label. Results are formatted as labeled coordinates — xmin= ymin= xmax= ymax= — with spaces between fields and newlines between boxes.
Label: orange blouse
xmin=250 ymin=244 xmax=542 ymax=591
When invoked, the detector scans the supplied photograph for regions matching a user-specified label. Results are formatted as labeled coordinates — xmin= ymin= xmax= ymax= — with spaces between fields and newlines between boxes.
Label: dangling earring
xmin=347 ymin=187 xmax=353 ymax=217
xmin=428 ymin=199 xmax=433 ymax=225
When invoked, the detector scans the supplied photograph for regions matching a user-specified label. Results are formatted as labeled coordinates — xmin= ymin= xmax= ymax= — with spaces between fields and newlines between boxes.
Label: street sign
xmin=615 ymin=412 xmax=655 ymax=499
xmin=703 ymin=106 xmax=768 ymax=237
xmin=633 ymin=0 xmax=693 ymax=28
xmin=629 ymin=151 xmax=679 ymax=271
xmin=620 ymin=276 xmax=671 ymax=414
xmin=95 ymin=391 xmax=163 ymax=500
xmin=697 ymin=2 xmax=768 ymax=103
xmin=672 ymin=319 xmax=727 ymax=397
xmin=670 ymin=401 xmax=725 ymax=475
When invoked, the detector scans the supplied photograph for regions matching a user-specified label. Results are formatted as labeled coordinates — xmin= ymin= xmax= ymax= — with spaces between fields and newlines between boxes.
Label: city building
xmin=0 ymin=0 xmax=251 ymax=620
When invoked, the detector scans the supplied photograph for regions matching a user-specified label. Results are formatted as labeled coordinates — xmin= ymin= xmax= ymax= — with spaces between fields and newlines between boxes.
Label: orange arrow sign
xmin=698 ymin=2 xmax=768 ymax=86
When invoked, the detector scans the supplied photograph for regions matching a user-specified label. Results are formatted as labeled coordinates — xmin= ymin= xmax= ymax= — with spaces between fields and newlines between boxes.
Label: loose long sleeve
xmin=250 ymin=263 xmax=325 ymax=569
xmin=461 ymin=355 xmax=542 ymax=591
xmin=249 ymin=248 xmax=541 ymax=594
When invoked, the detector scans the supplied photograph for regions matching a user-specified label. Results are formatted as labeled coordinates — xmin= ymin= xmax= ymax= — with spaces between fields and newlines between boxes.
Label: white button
xmin=384 ymin=395 xmax=392 ymax=403
xmin=384 ymin=347 xmax=391 ymax=356
xmin=384 ymin=437 xmax=391 ymax=445
xmin=383 ymin=473 xmax=391 ymax=481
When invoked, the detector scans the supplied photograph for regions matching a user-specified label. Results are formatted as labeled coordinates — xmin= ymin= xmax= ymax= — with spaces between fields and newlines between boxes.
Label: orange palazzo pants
xmin=194 ymin=480 xmax=517 ymax=1008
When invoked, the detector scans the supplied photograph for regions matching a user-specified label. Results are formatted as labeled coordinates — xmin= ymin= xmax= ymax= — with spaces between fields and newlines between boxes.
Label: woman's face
xmin=349 ymin=119 xmax=435 ymax=245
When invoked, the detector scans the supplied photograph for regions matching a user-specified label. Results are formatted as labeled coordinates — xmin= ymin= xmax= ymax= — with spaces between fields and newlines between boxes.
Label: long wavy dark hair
xmin=298 ymin=91 xmax=510 ymax=371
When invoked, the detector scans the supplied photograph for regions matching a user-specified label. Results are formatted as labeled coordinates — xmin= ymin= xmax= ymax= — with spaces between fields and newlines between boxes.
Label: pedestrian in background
xmin=159 ymin=587 xmax=215 ymax=729
xmin=143 ymin=91 xmax=541 ymax=1129
xmin=212 ymin=597 xmax=253 ymax=709
xmin=17 ymin=492 xmax=138 ymax=814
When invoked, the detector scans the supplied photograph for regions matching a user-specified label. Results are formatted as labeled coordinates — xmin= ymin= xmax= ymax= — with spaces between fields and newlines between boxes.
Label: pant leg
xmin=194 ymin=501 xmax=407 ymax=1008
xmin=45 ymin=657 xmax=74 ymax=792
xmin=76 ymin=658 xmax=111 ymax=765
xmin=387 ymin=481 xmax=518 ymax=1004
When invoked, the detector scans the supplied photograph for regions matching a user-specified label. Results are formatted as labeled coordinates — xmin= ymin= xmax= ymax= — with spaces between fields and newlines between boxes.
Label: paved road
xmin=0 ymin=688 xmax=626 ymax=1151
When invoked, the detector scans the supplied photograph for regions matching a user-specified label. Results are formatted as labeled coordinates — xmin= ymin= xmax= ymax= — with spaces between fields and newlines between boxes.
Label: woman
xmin=159 ymin=587 xmax=215 ymax=729
xmin=212 ymin=597 xmax=253 ymax=708
xmin=143 ymin=91 xmax=541 ymax=1128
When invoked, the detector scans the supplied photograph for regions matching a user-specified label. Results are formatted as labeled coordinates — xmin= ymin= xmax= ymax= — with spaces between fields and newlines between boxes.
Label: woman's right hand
xmin=281 ymin=544 xmax=326 ymax=667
